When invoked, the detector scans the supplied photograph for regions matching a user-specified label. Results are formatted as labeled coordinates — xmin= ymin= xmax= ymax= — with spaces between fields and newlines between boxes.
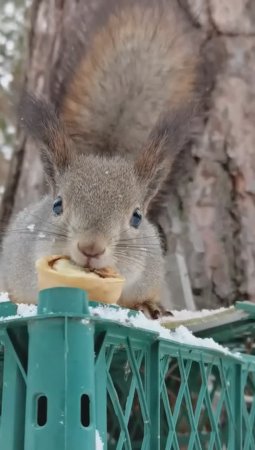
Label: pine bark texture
xmin=1 ymin=0 xmax=255 ymax=309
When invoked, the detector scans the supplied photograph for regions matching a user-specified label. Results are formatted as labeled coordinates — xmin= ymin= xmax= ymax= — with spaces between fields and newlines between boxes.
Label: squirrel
xmin=1 ymin=0 xmax=204 ymax=318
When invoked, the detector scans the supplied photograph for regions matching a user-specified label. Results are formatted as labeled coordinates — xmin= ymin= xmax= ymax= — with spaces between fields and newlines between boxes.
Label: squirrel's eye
xmin=53 ymin=196 xmax=63 ymax=216
xmin=130 ymin=208 xmax=142 ymax=228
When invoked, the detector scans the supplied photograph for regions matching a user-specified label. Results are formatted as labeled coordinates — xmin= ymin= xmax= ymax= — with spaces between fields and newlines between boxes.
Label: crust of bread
xmin=36 ymin=255 xmax=125 ymax=304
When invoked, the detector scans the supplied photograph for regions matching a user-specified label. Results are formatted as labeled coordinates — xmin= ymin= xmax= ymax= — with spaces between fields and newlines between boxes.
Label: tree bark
xmin=1 ymin=0 xmax=255 ymax=309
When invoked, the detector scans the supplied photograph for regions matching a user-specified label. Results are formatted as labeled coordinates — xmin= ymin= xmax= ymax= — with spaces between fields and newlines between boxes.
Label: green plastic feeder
xmin=0 ymin=287 xmax=254 ymax=449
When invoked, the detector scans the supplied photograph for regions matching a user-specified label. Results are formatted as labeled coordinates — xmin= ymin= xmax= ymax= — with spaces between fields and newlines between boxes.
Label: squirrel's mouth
xmin=69 ymin=242 xmax=113 ymax=271
xmin=71 ymin=255 xmax=103 ymax=270
xmin=81 ymin=257 xmax=100 ymax=270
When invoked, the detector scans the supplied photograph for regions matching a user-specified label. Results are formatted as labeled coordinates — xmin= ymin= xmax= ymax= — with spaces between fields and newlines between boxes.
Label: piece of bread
xmin=36 ymin=255 xmax=125 ymax=304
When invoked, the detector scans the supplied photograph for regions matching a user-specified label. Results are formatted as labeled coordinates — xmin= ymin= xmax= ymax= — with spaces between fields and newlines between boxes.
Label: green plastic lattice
xmin=0 ymin=287 xmax=254 ymax=449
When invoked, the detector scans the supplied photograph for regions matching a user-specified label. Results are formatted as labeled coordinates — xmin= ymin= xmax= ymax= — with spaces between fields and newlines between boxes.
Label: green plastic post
xmin=0 ymin=337 xmax=26 ymax=450
xmin=149 ymin=341 xmax=160 ymax=449
xmin=233 ymin=365 xmax=242 ymax=450
xmin=37 ymin=287 xmax=90 ymax=315
xmin=0 ymin=301 xmax=17 ymax=318
xmin=24 ymin=287 xmax=96 ymax=450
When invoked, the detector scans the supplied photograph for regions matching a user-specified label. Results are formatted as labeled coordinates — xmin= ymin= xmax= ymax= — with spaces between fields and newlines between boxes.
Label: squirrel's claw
xmin=134 ymin=300 xmax=173 ymax=320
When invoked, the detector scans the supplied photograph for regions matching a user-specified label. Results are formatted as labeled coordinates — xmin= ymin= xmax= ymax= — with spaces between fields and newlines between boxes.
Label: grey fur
xmin=2 ymin=155 xmax=165 ymax=307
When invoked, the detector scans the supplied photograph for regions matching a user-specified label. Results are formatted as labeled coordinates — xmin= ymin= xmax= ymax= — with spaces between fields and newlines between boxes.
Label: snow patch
xmin=27 ymin=224 xmax=35 ymax=232
xmin=164 ymin=307 xmax=228 ymax=322
xmin=96 ymin=430 xmax=104 ymax=449
xmin=6 ymin=124 xmax=15 ymax=135
xmin=0 ymin=143 xmax=13 ymax=160
xmin=88 ymin=305 xmax=233 ymax=355
xmin=0 ymin=292 xmax=10 ymax=303
xmin=0 ymin=293 xmax=37 ymax=319
xmin=17 ymin=303 xmax=37 ymax=317
xmin=0 ymin=293 xmax=238 ymax=357
xmin=4 ymin=2 xmax=15 ymax=17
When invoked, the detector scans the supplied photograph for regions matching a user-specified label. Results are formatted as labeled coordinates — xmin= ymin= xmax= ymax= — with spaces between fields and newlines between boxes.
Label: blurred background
xmin=0 ymin=0 xmax=30 ymax=207
xmin=1 ymin=0 xmax=255 ymax=310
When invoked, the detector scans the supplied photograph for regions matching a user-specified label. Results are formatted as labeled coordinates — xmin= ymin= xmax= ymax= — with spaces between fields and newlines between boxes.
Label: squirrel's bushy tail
xmin=60 ymin=0 xmax=203 ymax=160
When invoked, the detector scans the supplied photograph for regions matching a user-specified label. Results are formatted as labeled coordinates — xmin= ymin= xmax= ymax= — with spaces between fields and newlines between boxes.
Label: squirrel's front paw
xmin=134 ymin=300 xmax=173 ymax=320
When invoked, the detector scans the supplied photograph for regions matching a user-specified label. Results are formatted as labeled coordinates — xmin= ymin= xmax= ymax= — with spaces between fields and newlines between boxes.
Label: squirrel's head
xmin=19 ymin=94 xmax=184 ymax=272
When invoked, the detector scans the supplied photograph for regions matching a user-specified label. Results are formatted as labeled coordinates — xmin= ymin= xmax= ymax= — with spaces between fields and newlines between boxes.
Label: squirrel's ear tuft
xmin=18 ymin=92 xmax=71 ymax=186
xmin=134 ymin=130 xmax=171 ymax=208
xmin=135 ymin=106 xmax=197 ymax=208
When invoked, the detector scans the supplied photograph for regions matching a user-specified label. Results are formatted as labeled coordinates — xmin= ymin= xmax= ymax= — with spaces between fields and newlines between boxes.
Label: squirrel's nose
xmin=78 ymin=242 xmax=106 ymax=259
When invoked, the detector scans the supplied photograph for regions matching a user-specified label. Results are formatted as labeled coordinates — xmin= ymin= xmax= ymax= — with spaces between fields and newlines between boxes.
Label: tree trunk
xmin=1 ymin=0 xmax=255 ymax=309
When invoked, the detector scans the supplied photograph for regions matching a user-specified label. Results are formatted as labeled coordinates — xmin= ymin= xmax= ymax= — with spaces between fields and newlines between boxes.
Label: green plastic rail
xmin=0 ymin=287 xmax=255 ymax=449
